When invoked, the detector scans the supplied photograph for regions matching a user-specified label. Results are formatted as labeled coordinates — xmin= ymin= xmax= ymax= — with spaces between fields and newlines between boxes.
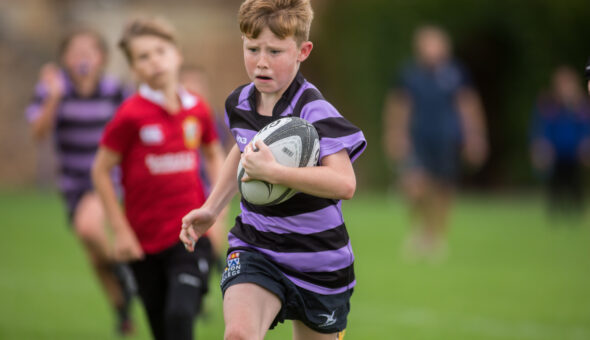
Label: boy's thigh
xmin=223 ymin=282 xmax=282 ymax=336
xmin=72 ymin=191 xmax=108 ymax=241
xmin=292 ymin=320 xmax=338 ymax=340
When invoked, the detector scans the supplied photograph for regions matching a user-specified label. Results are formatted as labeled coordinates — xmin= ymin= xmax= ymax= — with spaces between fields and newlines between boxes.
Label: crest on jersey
xmin=140 ymin=124 xmax=164 ymax=145
xmin=182 ymin=117 xmax=201 ymax=149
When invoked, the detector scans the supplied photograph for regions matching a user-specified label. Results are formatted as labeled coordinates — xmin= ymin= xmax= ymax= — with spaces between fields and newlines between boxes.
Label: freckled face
xmin=243 ymin=27 xmax=311 ymax=97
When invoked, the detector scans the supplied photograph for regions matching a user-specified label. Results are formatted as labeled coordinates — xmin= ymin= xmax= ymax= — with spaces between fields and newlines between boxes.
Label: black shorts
xmin=130 ymin=239 xmax=215 ymax=340
xmin=220 ymin=249 xmax=352 ymax=334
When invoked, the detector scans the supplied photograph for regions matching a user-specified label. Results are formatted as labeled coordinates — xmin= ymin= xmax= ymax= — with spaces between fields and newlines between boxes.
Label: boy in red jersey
xmin=92 ymin=17 xmax=225 ymax=340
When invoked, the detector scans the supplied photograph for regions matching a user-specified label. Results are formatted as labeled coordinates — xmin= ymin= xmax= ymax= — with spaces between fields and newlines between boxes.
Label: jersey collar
xmin=138 ymin=83 xmax=198 ymax=110
xmin=247 ymin=71 xmax=305 ymax=116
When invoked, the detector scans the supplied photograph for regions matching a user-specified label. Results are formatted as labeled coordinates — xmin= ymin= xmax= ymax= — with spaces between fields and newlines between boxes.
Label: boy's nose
xmin=256 ymin=54 xmax=269 ymax=68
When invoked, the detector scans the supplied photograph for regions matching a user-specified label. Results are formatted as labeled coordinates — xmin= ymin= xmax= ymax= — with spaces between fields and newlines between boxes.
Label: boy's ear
xmin=297 ymin=41 xmax=313 ymax=63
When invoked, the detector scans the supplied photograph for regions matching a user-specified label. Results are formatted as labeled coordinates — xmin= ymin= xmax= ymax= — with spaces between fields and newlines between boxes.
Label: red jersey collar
xmin=138 ymin=83 xmax=198 ymax=110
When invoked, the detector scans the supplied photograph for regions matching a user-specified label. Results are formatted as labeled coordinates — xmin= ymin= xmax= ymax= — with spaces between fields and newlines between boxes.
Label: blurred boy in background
xmin=92 ymin=17 xmax=226 ymax=340
xmin=25 ymin=28 xmax=134 ymax=335
xmin=383 ymin=25 xmax=488 ymax=261
xmin=530 ymin=65 xmax=590 ymax=219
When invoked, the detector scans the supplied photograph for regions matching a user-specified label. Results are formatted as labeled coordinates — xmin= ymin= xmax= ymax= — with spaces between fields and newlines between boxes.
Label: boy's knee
xmin=224 ymin=325 xmax=259 ymax=340
xmin=74 ymin=220 xmax=102 ymax=244
xmin=165 ymin=301 xmax=193 ymax=323
xmin=165 ymin=289 xmax=200 ymax=329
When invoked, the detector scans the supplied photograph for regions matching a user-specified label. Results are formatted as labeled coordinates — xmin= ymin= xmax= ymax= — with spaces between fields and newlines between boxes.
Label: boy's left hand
xmin=241 ymin=139 xmax=278 ymax=183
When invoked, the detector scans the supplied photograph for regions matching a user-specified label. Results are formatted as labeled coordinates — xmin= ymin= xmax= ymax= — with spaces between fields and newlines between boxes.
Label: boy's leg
xmin=223 ymin=283 xmax=282 ymax=340
xmin=73 ymin=192 xmax=132 ymax=332
xmin=292 ymin=320 xmax=339 ymax=340
xmin=130 ymin=256 xmax=167 ymax=340
xmin=163 ymin=241 xmax=213 ymax=340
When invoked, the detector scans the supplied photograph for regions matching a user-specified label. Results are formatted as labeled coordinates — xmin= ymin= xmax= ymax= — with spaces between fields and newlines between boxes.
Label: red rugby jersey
xmin=101 ymin=84 xmax=218 ymax=253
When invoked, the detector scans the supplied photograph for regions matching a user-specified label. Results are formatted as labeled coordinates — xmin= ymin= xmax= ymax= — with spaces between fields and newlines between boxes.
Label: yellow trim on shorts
xmin=337 ymin=330 xmax=346 ymax=339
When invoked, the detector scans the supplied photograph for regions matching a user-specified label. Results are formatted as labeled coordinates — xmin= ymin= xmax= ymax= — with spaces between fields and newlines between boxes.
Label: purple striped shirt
xmin=224 ymin=72 xmax=366 ymax=294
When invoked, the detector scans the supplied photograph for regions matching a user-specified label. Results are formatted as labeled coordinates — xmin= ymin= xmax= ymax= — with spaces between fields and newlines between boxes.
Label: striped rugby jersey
xmin=225 ymin=72 xmax=366 ymax=295
xmin=26 ymin=71 xmax=125 ymax=193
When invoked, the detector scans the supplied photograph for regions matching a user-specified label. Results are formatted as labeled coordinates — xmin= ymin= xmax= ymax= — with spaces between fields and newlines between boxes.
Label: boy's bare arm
xmin=201 ymin=141 xmax=226 ymax=187
xmin=30 ymin=63 xmax=65 ymax=141
xmin=200 ymin=140 xmax=229 ymax=255
xmin=456 ymin=87 xmax=488 ymax=167
xmin=92 ymin=147 xmax=144 ymax=260
xmin=181 ymin=144 xmax=240 ymax=251
xmin=242 ymin=144 xmax=357 ymax=200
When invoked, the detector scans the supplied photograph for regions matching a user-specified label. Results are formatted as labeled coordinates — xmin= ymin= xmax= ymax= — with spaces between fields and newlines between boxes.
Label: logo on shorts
xmin=227 ymin=252 xmax=240 ymax=267
xmin=221 ymin=252 xmax=241 ymax=285
xmin=318 ymin=310 xmax=337 ymax=328
xmin=178 ymin=273 xmax=201 ymax=288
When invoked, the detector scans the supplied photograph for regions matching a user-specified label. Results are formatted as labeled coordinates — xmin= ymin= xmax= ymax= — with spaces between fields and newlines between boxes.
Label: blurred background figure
xmin=180 ymin=64 xmax=230 ymax=265
xmin=24 ymin=28 xmax=134 ymax=335
xmin=383 ymin=25 xmax=488 ymax=261
xmin=529 ymin=65 xmax=590 ymax=220
xmin=180 ymin=64 xmax=233 ymax=153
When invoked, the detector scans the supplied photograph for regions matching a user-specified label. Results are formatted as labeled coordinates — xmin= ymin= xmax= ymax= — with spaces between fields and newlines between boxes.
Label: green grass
xmin=0 ymin=190 xmax=589 ymax=339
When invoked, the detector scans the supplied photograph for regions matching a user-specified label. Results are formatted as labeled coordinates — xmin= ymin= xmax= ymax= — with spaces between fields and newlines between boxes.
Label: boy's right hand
xmin=180 ymin=208 xmax=216 ymax=252
xmin=39 ymin=63 xmax=65 ymax=99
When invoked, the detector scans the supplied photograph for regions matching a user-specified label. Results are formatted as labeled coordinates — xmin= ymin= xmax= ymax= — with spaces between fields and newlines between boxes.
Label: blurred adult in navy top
xmin=383 ymin=25 xmax=488 ymax=261
xmin=530 ymin=65 xmax=590 ymax=217
xmin=25 ymin=28 xmax=133 ymax=335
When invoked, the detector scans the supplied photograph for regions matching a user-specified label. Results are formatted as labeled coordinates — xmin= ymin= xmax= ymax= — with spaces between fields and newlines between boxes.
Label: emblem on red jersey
xmin=140 ymin=124 xmax=164 ymax=145
xmin=182 ymin=117 xmax=201 ymax=149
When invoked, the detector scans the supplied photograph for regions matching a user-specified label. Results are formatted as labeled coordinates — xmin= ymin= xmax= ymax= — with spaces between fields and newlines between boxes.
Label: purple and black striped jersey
xmin=225 ymin=72 xmax=366 ymax=295
xmin=25 ymin=71 xmax=125 ymax=193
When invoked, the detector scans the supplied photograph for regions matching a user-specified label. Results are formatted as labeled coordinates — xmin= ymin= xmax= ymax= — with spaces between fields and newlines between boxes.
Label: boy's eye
xmin=270 ymin=50 xmax=281 ymax=55
xmin=248 ymin=47 xmax=258 ymax=53
xmin=137 ymin=53 xmax=149 ymax=61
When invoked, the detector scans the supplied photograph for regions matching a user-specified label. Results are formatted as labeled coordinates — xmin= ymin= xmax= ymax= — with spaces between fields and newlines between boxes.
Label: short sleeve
xmin=100 ymin=104 xmax=136 ymax=155
xmin=301 ymin=99 xmax=367 ymax=163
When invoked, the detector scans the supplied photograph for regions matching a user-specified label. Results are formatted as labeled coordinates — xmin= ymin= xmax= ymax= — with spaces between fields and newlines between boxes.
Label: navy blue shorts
xmin=404 ymin=137 xmax=461 ymax=183
xmin=220 ymin=249 xmax=352 ymax=334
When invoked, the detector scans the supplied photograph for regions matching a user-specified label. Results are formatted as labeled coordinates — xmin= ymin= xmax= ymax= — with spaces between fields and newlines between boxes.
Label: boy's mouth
xmin=256 ymin=75 xmax=272 ymax=80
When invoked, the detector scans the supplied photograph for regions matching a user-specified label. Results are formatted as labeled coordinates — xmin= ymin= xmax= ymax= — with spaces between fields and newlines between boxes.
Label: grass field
xmin=1 ymin=190 xmax=589 ymax=339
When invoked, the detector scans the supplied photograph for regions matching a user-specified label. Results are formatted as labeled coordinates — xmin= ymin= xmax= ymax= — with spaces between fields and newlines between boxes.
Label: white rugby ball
xmin=237 ymin=117 xmax=320 ymax=205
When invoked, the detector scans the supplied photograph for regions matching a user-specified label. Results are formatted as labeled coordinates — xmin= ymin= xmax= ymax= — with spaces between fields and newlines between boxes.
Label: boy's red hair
xmin=238 ymin=0 xmax=313 ymax=45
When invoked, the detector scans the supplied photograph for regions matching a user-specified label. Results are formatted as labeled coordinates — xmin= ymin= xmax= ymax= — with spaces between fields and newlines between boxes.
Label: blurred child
xmin=180 ymin=0 xmax=366 ymax=339
xmin=180 ymin=65 xmax=233 ymax=151
xmin=92 ymin=17 xmax=226 ymax=340
xmin=180 ymin=65 xmax=231 ymax=269
xmin=530 ymin=65 xmax=590 ymax=218
xmin=383 ymin=25 xmax=488 ymax=261
xmin=25 ymin=28 xmax=134 ymax=335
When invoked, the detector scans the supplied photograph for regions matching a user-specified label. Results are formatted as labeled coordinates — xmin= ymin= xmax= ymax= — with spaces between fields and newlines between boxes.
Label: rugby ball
xmin=237 ymin=117 xmax=320 ymax=205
